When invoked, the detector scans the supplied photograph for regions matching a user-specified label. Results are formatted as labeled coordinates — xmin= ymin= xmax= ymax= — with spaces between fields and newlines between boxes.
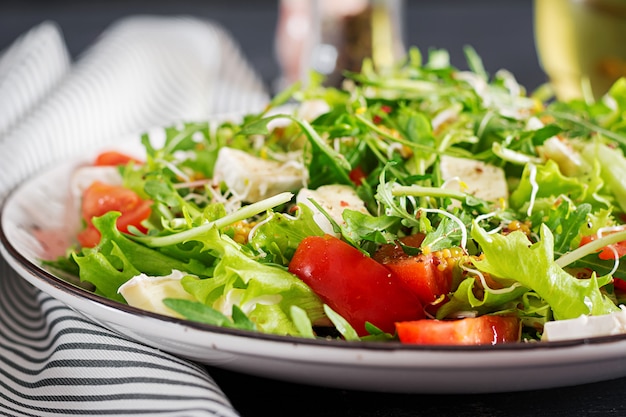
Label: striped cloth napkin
xmin=0 ymin=16 xmax=269 ymax=417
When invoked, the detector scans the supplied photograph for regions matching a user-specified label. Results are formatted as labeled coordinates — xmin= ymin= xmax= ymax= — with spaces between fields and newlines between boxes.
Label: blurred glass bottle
xmin=275 ymin=0 xmax=405 ymax=90
xmin=534 ymin=0 xmax=626 ymax=101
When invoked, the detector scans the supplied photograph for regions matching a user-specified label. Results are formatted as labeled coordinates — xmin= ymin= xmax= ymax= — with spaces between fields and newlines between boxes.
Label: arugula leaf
xmin=341 ymin=210 xmax=401 ymax=246
xmin=539 ymin=200 xmax=591 ymax=254
xmin=421 ymin=214 xmax=466 ymax=252
xmin=163 ymin=299 xmax=256 ymax=331
xmin=240 ymin=113 xmax=352 ymax=188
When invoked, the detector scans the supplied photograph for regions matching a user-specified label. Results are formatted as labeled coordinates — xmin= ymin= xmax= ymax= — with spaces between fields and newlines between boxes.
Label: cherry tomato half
xmin=77 ymin=181 xmax=151 ymax=248
xmin=94 ymin=151 xmax=143 ymax=166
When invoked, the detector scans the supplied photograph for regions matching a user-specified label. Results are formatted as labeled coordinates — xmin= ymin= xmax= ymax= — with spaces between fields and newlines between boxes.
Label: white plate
xmin=3 ymin=146 xmax=626 ymax=394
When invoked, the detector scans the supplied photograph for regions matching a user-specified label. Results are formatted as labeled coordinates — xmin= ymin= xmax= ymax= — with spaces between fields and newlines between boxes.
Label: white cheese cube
xmin=296 ymin=184 xmax=369 ymax=236
xmin=118 ymin=270 xmax=197 ymax=319
xmin=213 ymin=147 xmax=306 ymax=203
xmin=439 ymin=155 xmax=508 ymax=202
xmin=540 ymin=136 xmax=589 ymax=177
xmin=542 ymin=307 xmax=626 ymax=342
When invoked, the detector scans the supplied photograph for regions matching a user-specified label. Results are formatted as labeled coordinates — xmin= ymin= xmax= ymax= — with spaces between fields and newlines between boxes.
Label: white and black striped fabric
xmin=0 ymin=21 xmax=70 ymax=138
xmin=0 ymin=15 xmax=269 ymax=200
xmin=0 ymin=260 xmax=239 ymax=417
xmin=0 ymin=16 xmax=269 ymax=417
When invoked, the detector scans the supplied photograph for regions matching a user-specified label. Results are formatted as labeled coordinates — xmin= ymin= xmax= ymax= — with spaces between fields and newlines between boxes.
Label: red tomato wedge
xmin=579 ymin=227 xmax=626 ymax=291
xmin=579 ymin=228 xmax=626 ymax=261
xmin=373 ymin=234 xmax=457 ymax=308
xmin=288 ymin=235 xmax=424 ymax=336
xmin=396 ymin=315 xmax=521 ymax=346
xmin=77 ymin=181 xmax=152 ymax=248
xmin=94 ymin=151 xmax=143 ymax=166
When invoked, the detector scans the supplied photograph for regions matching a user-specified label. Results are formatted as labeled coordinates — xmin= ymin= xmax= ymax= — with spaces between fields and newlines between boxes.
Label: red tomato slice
xmin=288 ymin=235 xmax=425 ymax=336
xmin=579 ymin=228 xmax=626 ymax=290
xmin=611 ymin=274 xmax=626 ymax=292
xmin=396 ymin=315 xmax=521 ymax=346
xmin=373 ymin=234 xmax=456 ymax=308
xmin=94 ymin=151 xmax=143 ymax=166
xmin=579 ymin=231 xmax=626 ymax=261
xmin=78 ymin=181 xmax=151 ymax=248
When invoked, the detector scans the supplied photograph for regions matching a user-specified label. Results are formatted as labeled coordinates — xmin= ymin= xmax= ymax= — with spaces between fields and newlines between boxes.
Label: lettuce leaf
xmin=436 ymin=276 xmax=529 ymax=319
xmin=471 ymin=223 xmax=618 ymax=320
xmin=180 ymin=226 xmax=325 ymax=335
xmin=510 ymin=160 xmax=588 ymax=211
xmin=72 ymin=212 xmax=212 ymax=303
xmin=581 ymin=141 xmax=626 ymax=213
xmin=248 ymin=204 xmax=325 ymax=266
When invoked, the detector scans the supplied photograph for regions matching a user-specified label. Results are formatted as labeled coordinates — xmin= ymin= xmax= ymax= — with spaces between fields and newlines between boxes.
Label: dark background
xmin=6 ymin=2 xmax=612 ymax=416
xmin=0 ymin=0 xmax=546 ymax=94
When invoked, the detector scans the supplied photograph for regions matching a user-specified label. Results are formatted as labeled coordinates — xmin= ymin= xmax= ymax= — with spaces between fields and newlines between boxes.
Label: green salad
xmin=49 ymin=46 xmax=626 ymax=345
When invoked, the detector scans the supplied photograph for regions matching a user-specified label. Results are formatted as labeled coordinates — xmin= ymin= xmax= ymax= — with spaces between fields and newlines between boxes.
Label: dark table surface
xmin=206 ymin=365 xmax=626 ymax=417
xmin=2 ymin=1 xmax=624 ymax=416
xmin=0 ymin=0 xmax=548 ymax=93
